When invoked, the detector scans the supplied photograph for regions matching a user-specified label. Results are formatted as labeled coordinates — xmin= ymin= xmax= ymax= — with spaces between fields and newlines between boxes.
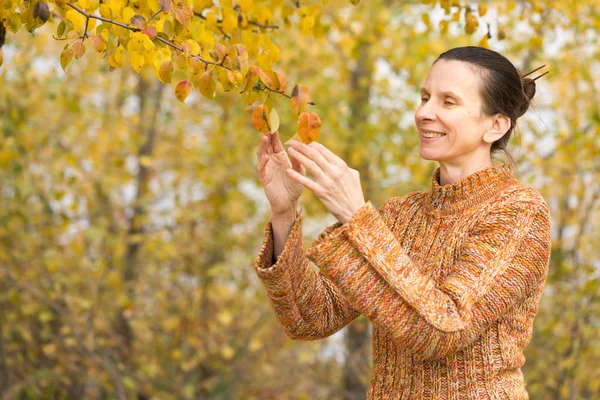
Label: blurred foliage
xmin=0 ymin=0 xmax=598 ymax=399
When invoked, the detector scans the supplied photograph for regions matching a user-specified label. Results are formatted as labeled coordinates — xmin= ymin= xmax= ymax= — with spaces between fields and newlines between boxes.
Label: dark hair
xmin=434 ymin=46 xmax=537 ymax=172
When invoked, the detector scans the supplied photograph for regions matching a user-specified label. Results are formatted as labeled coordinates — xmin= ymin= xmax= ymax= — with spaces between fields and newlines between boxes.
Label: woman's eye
xmin=444 ymin=101 xmax=455 ymax=106
xmin=421 ymin=97 xmax=429 ymax=103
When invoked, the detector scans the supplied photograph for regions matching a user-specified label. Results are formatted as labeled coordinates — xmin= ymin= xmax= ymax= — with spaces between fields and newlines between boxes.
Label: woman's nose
xmin=415 ymin=101 xmax=436 ymax=122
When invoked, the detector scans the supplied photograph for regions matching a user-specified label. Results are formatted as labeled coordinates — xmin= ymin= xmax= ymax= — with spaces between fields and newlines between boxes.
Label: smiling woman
xmin=254 ymin=46 xmax=551 ymax=399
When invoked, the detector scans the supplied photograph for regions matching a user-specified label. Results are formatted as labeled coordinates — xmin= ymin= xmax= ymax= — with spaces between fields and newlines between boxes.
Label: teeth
xmin=423 ymin=132 xmax=445 ymax=138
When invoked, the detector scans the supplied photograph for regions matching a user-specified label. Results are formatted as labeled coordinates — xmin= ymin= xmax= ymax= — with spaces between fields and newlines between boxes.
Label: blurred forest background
xmin=0 ymin=0 xmax=599 ymax=399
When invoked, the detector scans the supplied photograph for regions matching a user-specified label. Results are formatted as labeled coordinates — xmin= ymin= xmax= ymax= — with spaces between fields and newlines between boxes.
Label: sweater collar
xmin=426 ymin=163 xmax=520 ymax=214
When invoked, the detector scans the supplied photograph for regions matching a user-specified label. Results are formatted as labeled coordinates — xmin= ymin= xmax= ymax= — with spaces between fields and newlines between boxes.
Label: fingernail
xmin=288 ymin=148 xmax=295 ymax=154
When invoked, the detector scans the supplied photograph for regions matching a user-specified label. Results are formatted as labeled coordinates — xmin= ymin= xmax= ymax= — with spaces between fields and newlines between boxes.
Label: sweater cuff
xmin=254 ymin=208 xmax=303 ymax=291
xmin=306 ymin=201 xmax=375 ymax=273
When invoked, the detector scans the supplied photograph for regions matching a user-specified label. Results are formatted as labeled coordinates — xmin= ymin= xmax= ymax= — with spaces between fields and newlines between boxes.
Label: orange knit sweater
xmin=254 ymin=163 xmax=552 ymax=399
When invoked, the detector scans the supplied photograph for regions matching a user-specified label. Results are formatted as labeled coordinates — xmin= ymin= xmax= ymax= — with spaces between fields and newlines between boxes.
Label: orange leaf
xmin=275 ymin=72 xmax=286 ymax=92
xmin=160 ymin=0 xmax=173 ymax=13
xmin=252 ymin=105 xmax=271 ymax=133
xmin=72 ymin=41 xmax=86 ymax=59
xmin=297 ymin=111 xmax=321 ymax=144
xmin=131 ymin=15 xmax=147 ymax=30
xmin=291 ymin=84 xmax=310 ymax=114
xmin=175 ymin=80 xmax=192 ymax=102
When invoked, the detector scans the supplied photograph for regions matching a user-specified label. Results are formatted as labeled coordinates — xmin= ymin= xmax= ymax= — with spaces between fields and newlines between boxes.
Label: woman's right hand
xmin=256 ymin=130 xmax=306 ymax=217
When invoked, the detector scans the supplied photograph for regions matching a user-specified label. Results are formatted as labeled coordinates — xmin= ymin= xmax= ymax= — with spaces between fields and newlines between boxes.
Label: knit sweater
xmin=253 ymin=163 xmax=552 ymax=399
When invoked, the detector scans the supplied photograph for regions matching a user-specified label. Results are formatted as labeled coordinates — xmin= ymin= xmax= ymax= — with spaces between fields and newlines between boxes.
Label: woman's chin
xmin=419 ymin=149 xmax=439 ymax=161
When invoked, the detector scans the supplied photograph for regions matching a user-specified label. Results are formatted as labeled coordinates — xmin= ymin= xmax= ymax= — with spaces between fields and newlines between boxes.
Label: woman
xmin=253 ymin=46 xmax=551 ymax=399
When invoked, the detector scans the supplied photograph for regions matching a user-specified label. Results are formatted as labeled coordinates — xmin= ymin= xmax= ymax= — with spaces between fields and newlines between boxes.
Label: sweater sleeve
xmin=305 ymin=194 xmax=552 ymax=361
xmin=253 ymin=208 xmax=361 ymax=340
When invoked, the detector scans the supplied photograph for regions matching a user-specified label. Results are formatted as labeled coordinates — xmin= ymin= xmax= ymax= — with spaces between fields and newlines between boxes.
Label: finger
xmin=256 ymin=132 xmax=268 ymax=161
xmin=286 ymin=168 xmax=319 ymax=194
xmin=309 ymin=141 xmax=346 ymax=167
xmin=289 ymin=147 xmax=327 ymax=181
xmin=290 ymin=152 xmax=306 ymax=176
xmin=272 ymin=130 xmax=284 ymax=153
xmin=266 ymin=131 xmax=273 ymax=156
xmin=289 ymin=141 xmax=334 ymax=175
xmin=257 ymin=153 xmax=269 ymax=173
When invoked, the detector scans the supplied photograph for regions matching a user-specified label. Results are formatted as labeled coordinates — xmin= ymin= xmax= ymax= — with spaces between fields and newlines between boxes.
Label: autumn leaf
xmin=160 ymin=0 xmax=174 ymax=13
xmin=131 ymin=15 xmax=147 ymax=30
xmin=90 ymin=35 xmax=106 ymax=52
xmin=297 ymin=111 xmax=321 ymax=144
xmin=175 ymin=80 xmax=192 ymax=102
xmin=269 ymin=108 xmax=280 ymax=134
xmin=60 ymin=46 xmax=74 ymax=70
xmin=241 ymin=65 xmax=260 ymax=93
xmin=252 ymin=104 xmax=270 ymax=133
xmin=291 ymin=84 xmax=310 ymax=114
xmin=33 ymin=2 xmax=50 ymax=23
xmin=197 ymin=70 xmax=216 ymax=99
xmin=159 ymin=61 xmax=173 ymax=83
xmin=72 ymin=41 xmax=86 ymax=59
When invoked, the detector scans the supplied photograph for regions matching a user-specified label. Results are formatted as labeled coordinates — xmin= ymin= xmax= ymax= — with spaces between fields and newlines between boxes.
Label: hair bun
xmin=517 ymin=77 xmax=536 ymax=117
xmin=522 ymin=77 xmax=536 ymax=100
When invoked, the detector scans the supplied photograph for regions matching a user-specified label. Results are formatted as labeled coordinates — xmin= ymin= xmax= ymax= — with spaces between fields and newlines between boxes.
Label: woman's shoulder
xmin=497 ymin=184 xmax=550 ymax=215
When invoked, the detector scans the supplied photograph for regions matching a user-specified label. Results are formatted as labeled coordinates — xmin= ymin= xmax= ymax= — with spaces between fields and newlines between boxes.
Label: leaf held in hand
xmin=269 ymin=108 xmax=280 ymax=134
xmin=297 ymin=111 xmax=321 ymax=144
xmin=252 ymin=105 xmax=271 ymax=133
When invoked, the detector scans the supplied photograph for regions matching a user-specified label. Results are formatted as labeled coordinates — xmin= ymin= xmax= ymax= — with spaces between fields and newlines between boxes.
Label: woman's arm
xmin=307 ymin=188 xmax=552 ymax=361
xmin=254 ymin=207 xmax=361 ymax=340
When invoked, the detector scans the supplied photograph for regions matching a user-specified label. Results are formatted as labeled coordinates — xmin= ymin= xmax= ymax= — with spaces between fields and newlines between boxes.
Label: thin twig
xmin=65 ymin=2 xmax=316 ymax=106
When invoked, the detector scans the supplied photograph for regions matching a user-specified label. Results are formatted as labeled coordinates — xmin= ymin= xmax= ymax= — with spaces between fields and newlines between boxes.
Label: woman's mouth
xmin=421 ymin=131 xmax=446 ymax=142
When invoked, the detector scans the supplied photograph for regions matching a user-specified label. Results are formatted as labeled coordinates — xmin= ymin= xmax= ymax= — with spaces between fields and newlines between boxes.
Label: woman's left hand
xmin=286 ymin=140 xmax=366 ymax=225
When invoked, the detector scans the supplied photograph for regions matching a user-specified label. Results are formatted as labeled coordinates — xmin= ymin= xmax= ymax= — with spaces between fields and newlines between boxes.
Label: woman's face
xmin=414 ymin=59 xmax=495 ymax=166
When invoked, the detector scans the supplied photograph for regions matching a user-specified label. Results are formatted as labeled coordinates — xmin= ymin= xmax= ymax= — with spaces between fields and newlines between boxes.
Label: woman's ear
xmin=483 ymin=114 xmax=511 ymax=144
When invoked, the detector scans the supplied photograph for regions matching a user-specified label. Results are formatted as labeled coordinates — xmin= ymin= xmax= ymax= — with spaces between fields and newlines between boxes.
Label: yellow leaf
xmin=222 ymin=7 xmax=237 ymax=34
xmin=242 ymin=65 xmax=260 ymax=93
xmin=108 ymin=45 xmax=125 ymax=69
xmin=297 ymin=111 xmax=321 ymax=144
xmin=197 ymin=70 xmax=216 ymax=99
xmin=60 ymin=47 xmax=74 ymax=70
xmin=478 ymin=3 xmax=488 ymax=16
xmin=65 ymin=10 xmax=85 ymax=33
xmin=158 ymin=61 xmax=173 ymax=83
xmin=122 ymin=7 xmax=136 ymax=26
xmin=175 ymin=80 xmax=192 ymax=102
xmin=240 ymin=0 xmax=253 ymax=13
xmin=257 ymin=7 xmax=272 ymax=26
xmin=130 ymin=51 xmax=145 ymax=73
xmin=269 ymin=108 xmax=280 ymax=134
xmin=193 ymin=0 xmax=213 ymax=11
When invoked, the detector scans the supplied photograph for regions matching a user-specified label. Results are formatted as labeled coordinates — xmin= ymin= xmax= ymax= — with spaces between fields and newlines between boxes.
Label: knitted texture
xmin=253 ymin=163 xmax=552 ymax=399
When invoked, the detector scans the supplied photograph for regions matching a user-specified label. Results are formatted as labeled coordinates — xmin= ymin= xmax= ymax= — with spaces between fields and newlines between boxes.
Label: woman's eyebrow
xmin=420 ymin=88 xmax=461 ymax=100
xmin=439 ymin=90 xmax=461 ymax=100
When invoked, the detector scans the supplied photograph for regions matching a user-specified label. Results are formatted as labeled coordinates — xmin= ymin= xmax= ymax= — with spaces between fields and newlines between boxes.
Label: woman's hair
xmin=434 ymin=46 xmax=537 ymax=170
